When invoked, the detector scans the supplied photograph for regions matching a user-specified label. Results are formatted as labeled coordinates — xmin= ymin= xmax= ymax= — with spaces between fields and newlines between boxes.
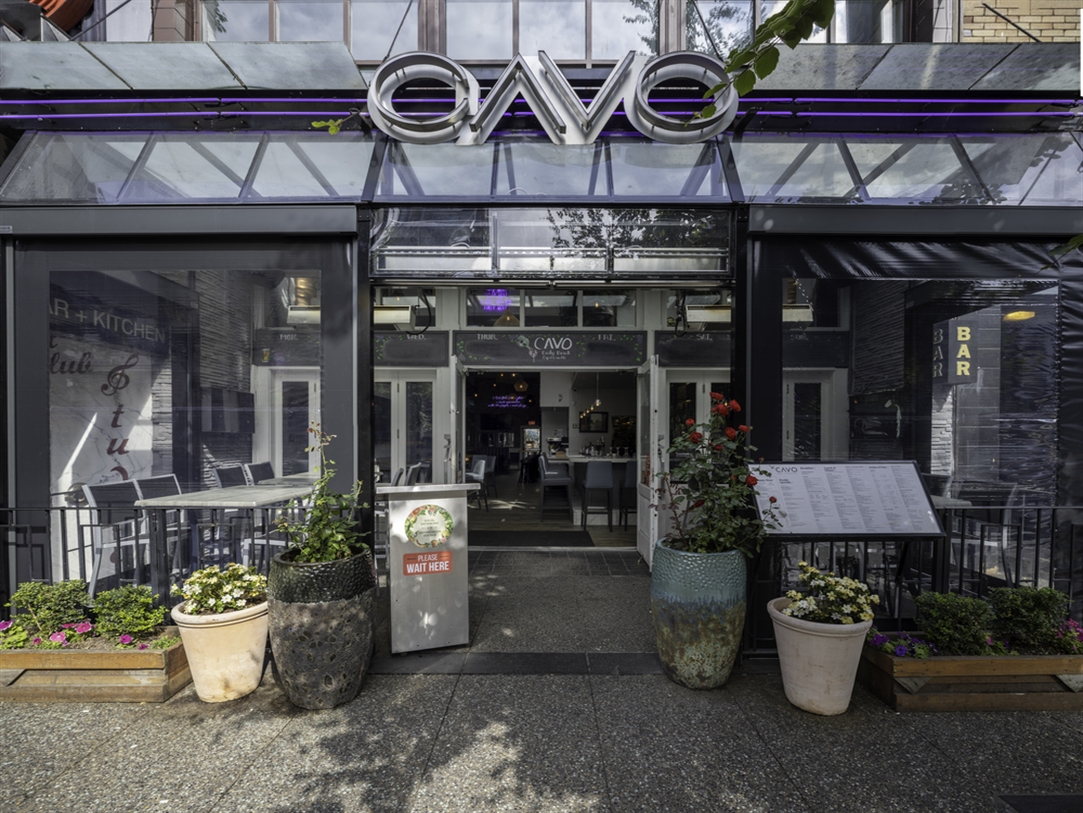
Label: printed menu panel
xmin=752 ymin=462 xmax=942 ymax=537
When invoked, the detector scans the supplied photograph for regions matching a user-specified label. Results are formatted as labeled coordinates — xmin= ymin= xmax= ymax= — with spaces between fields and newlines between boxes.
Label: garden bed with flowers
xmin=0 ymin=581 xmax=190 ymax=703
xmin=857 ymin=588 xmax=1083 ymax=712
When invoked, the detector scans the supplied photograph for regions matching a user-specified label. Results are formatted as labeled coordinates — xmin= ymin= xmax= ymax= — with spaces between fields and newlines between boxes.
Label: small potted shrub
xmin=767 ymin=561 xmax=879 ymax=715
xmin=171 ymin=563 xmax=268 ymax=703
xmin=268 ymin=425 xmax=377 ymax=710
xmin=651 ymin=392 xmax=780 ymax=689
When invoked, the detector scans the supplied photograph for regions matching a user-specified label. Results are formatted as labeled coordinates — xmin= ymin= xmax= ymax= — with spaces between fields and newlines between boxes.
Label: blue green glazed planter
xmin=650 ymin=541 xmax=747 ymax=689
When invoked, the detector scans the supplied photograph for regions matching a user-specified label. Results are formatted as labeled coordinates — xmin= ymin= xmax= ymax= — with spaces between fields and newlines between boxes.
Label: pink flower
xmin=138 ymin=643 xmax=149 ymax=651
xmin=50 ymin=631 xmax=66 ymax=643
xmin=75 ymin=621 xmax=93 ymax=634
xmin=0 ymin=620 xmax=12 ymax=632
xmin=118 ymin=634 xmax=133 ymax=644
xmin=32 ymin=637 xmax=42 ymax=645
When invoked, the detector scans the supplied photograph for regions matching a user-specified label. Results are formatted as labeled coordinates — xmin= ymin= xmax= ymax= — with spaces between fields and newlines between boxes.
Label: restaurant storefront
xmin=2 ymin=41 xmax=1082 ymax=617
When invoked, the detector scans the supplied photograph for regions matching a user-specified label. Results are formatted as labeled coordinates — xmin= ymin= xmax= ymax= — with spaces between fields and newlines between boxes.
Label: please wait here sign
xmin=403 ymin=550 xmax=453 ymax=576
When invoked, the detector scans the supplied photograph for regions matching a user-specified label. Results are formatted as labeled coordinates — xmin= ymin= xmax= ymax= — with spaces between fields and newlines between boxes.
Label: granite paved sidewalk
xmin=3 ymin=549 xmax=1083 ymax=813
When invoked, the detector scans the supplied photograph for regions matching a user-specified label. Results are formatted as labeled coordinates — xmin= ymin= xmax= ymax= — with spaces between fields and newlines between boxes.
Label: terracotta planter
xmin=767 ymin=596 xmax=872 ymax=715
xmin=650 ymin=541 xmax=747 ymax=690
xmin=171 ymin=601 xmax=269 ymax=703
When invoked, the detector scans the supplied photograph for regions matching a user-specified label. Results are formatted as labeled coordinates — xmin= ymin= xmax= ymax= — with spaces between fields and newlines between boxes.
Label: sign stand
xmin=750 ymin=461 xmax=946 ymax=636
xmin=377 ymin=483 xmax=479 ymax=654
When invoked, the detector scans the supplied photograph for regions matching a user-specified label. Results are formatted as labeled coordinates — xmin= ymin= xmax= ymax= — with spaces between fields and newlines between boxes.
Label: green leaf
xmin=1050 ymin=233 xmax=1083 ymax=257
xmin=753 ymin=46 xmax=780 ymax=80
xmin=733 ymin=70 xmax=757 ymax=96
xmin=702 ymin=81 xmax=726 ymax=100
xmin=811 ymin=0 xmax=836 ymax=28
xmin=327 ymin=123 xmax=340 ymax=135
xmin=697 ymin=104 xmax=717 ymax=120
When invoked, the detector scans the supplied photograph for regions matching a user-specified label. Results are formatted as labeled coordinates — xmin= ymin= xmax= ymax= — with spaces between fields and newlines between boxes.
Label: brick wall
xmin=962 ymin=0 xmax=1081 ymax=42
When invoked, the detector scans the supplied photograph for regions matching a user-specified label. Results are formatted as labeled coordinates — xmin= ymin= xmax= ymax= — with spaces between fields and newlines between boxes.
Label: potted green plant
xmin=859 ymin=587 xmax=1083 ymax=711
xmin=268 ymin=425 xmax=377 ymax=710
xmin=767 ymin=561 xmax=879 ymax=715
xmin=651 ymin=392 xmax=779 ymax=689
xmin=171 ymin=563 xmax=268 ymax=702
xmin=0 ymin=580 xmax=188 ymax=702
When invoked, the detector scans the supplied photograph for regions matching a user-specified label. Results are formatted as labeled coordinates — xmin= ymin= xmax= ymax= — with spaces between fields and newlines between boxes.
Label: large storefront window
xmin=781 ymin=275 xmax=1060 ymax=509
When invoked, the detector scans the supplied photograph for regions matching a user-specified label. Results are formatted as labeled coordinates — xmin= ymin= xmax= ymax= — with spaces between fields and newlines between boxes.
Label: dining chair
xmin=405 ymin=462 xmax=424 ymax=486
xmin=213 ymin=465 xmax=248 ymax=488
xmin=81 ymin=481 xmax=143 ymax=597
xmin=134 ymin=474 xmax=190 ymax=582
xmin=538 ymin=454 xmax=573 ymax=523
xmin=464 ymin=458 xmax=488 ymax=510
xmin=581 ymin=460 xmax=613 ymax=532
xmin=243 ymin=461 xmax=275 ymax=485
xmin=390 ymin=467 xmax=405 ymax=486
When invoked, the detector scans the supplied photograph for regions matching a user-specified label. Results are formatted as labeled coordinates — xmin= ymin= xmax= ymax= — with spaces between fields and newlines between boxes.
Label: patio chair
xmin=82 ymin=481 xmax=143 ymax=597
xmin=465 ymin=457 xmax=488 ymax=510
xmin=243 ymin=461 xmax=276 ymax=485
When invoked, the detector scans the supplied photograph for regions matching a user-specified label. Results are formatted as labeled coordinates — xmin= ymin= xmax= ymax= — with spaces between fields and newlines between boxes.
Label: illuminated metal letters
xmin=366 ymin=51 xmax=739 ymax=146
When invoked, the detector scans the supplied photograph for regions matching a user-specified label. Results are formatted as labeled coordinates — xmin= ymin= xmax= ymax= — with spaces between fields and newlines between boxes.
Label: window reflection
xmin=203 ymin=0 xmax=270 ymax=41
xmin=351 ymin=0 xmax=418 ymax=58
xmin=278 ymin=0 xmax=344 ymax=41
xmin=446 ymin=0 xmax=513 ymax=60
xmin=519 ymin=0 xmax=586 ymax=60
xmin=685 ymin=0 xmax=753 ymax=56
xmin=467 ymin=288 xmax=522 ymax=327
xmin=592 ymin=0 xmax=659 ymax=59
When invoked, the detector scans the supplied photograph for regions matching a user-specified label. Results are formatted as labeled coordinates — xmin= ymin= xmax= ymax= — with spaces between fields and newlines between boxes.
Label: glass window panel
xmin=289 ymin=135 xmax=374 ymax=198
xmin=960 ymin=134 xmax=1083 ymax=207
xmin=582 ymin=289 xmax=636 ymax=327
xmin=351 ymin=0 xmax=417 ymax=60
xmin=771 ymin=142 xmax=855 ymax=201
xmin=249 ymin=139 xmax=334 ymax=198
xmin=281 ymin=381 xmax=312 ymax=474
xmin=761 ymin=0 xmax=827 ymax=41
xmin=405 ymin=382 xmax=433 ymax=480
xmin=104 ymin=0 xmax=153 ymax=41
xmin=447 ymin=0 xmax=513 ymax=60
xmin=665 ymin=290 xmax=732 ymax=332
xmin=848 ymin=139 xmax=981 ymax=201
xmin=277 ymin=0 xmax=344 ymax=42
xmin=731 ymin=138 xmax=846 ymax=200
xmin=685 ymin=0 xmax=753 ymax=56
xmin=834 ymin=0 xmax=897 ymax=44
xmin=378 ymin=144 xmax=495 ymax=198
xmin=592 ymin=0 xmax=658 ymax=60
xmin=203 ymin=0 xmax=269 ymax=42
xmin=496 ymin=144 xmax=599 ymax=197
xmin=0 ymin=134 xmax=147 ymax=203
xmin=524 ymin=291 xmax=578 ymax=327
xmin=374 ymin=381 xmax=392 ymax=481
xmin=372 ymin=208 xmax=492 ymax=273
xmin=467 ymin=288 xmax=522 ymax=327
xmin=519 ymin=0 xmax=585 ymax=60
xmin=610 ymin=142 xmax=724 ymax=197
xmin=125 ymin=136 xmax=261 ymax=202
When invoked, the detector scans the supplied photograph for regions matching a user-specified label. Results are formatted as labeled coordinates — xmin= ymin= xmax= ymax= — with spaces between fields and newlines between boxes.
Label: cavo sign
xmin=366 ymin=50 xmax=738 ymax=146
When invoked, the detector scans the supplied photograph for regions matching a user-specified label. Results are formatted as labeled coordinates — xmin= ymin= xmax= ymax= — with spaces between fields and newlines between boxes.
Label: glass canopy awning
xmin=1 ymin=130 xmax=1081 ymax=207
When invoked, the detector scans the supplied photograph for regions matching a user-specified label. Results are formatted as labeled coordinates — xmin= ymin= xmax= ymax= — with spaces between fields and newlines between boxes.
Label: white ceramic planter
xmin=171 ymin=600 xmax=269 ymax=703
xmin=767 ymin=596 xmax=872 ymax=716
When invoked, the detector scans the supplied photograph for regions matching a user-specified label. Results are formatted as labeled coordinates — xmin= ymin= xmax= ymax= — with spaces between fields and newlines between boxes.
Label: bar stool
xmin=538 ymin=454 xmax=573 ymax=522
xmin=618 ymin=460 xmax=638 ymax=529
xmin=581 ymin=460 xmax=613 ymax=532
xmin=465 ymin=457 xmax=488 ymax=510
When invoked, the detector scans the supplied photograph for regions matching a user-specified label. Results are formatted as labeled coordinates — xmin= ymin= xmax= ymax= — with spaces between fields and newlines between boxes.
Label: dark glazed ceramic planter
xmin=650 ymin=541 xmax=747 ymax=690
xmin=267 ymin=550 xmax=377 ymax=710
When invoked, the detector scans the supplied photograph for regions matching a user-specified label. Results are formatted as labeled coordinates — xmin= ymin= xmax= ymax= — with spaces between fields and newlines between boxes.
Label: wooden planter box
xmin=858 ymin=646 xmax=1083 ymax=712
xmin=0 ymin=628 xmax=190 ymax=703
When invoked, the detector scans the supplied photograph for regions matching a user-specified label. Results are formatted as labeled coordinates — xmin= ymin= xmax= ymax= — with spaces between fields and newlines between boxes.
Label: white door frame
xmin=782 ymin=369 xmax=848 ymax=461
xmin=252 ymin=366 xmax=321 ymax=476
xmin=375 ymin=369 xmax=440 ymax=484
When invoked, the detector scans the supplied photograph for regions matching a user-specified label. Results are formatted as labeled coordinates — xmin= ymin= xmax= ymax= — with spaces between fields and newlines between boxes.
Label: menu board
xmin=752 ymin=462 xmax=943 ymax=537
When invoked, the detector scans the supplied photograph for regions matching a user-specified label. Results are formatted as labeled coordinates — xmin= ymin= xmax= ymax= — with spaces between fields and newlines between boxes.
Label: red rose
xmin=738 ymin=425 xmax=749 ymax=433
xmin=685 ymin=418 xmax=695 ymax=426
xmin=710 ymin=392 xmax=725 ymax=401
xmin=713 ymin=444 xmax=723 ymax=451
xmin=692 ymin=500 xmax=705 ymax=509
xmin=724 ymin=427 xmax=737 ymax=440
xmin=746 ymin=475 xmax=758 ymax=486
xmin=689 ymin=432 xmax=703 ymax=443
xmin=729 ymin=399 xmax=741 ymax=412
xmin=769 ymin=496 xmax=778 ymax=503
xmin=712 ymin=403 xmax=729 ymax=416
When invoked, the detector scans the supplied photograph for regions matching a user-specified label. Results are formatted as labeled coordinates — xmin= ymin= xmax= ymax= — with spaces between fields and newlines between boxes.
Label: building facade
xmin=1 ymin=1 xmax=1082 ymax=622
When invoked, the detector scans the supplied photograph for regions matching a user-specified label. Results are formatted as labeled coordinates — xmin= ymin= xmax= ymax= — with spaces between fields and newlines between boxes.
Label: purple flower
xmin=75 ymin=621 xmax=93 ymax=634
xmin=894 ymin=644 xmax=909 ymax=657
xmin=870 ymin=633 xmax=889 ymax=647
xmin=118 ymin=634 xmax=133 ymax=644
xmin=32 ymin=636 xmax=42 ymax=645
xmin=0 ymin=620 xmax=12 ymax=632
xmin=138 ymin=643 xmax=148 ymax=650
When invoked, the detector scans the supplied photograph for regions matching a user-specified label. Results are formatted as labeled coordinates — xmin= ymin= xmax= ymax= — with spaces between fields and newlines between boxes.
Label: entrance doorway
xmin=461 ymin=368 xmax=638 ymax=547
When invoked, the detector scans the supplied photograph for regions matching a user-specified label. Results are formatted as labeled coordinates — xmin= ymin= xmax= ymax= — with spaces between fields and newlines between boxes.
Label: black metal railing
xmin=1 ymin=503 xmax=308 ymax=612
xmin=744 ymin=504 xmax=1082 ymax=652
